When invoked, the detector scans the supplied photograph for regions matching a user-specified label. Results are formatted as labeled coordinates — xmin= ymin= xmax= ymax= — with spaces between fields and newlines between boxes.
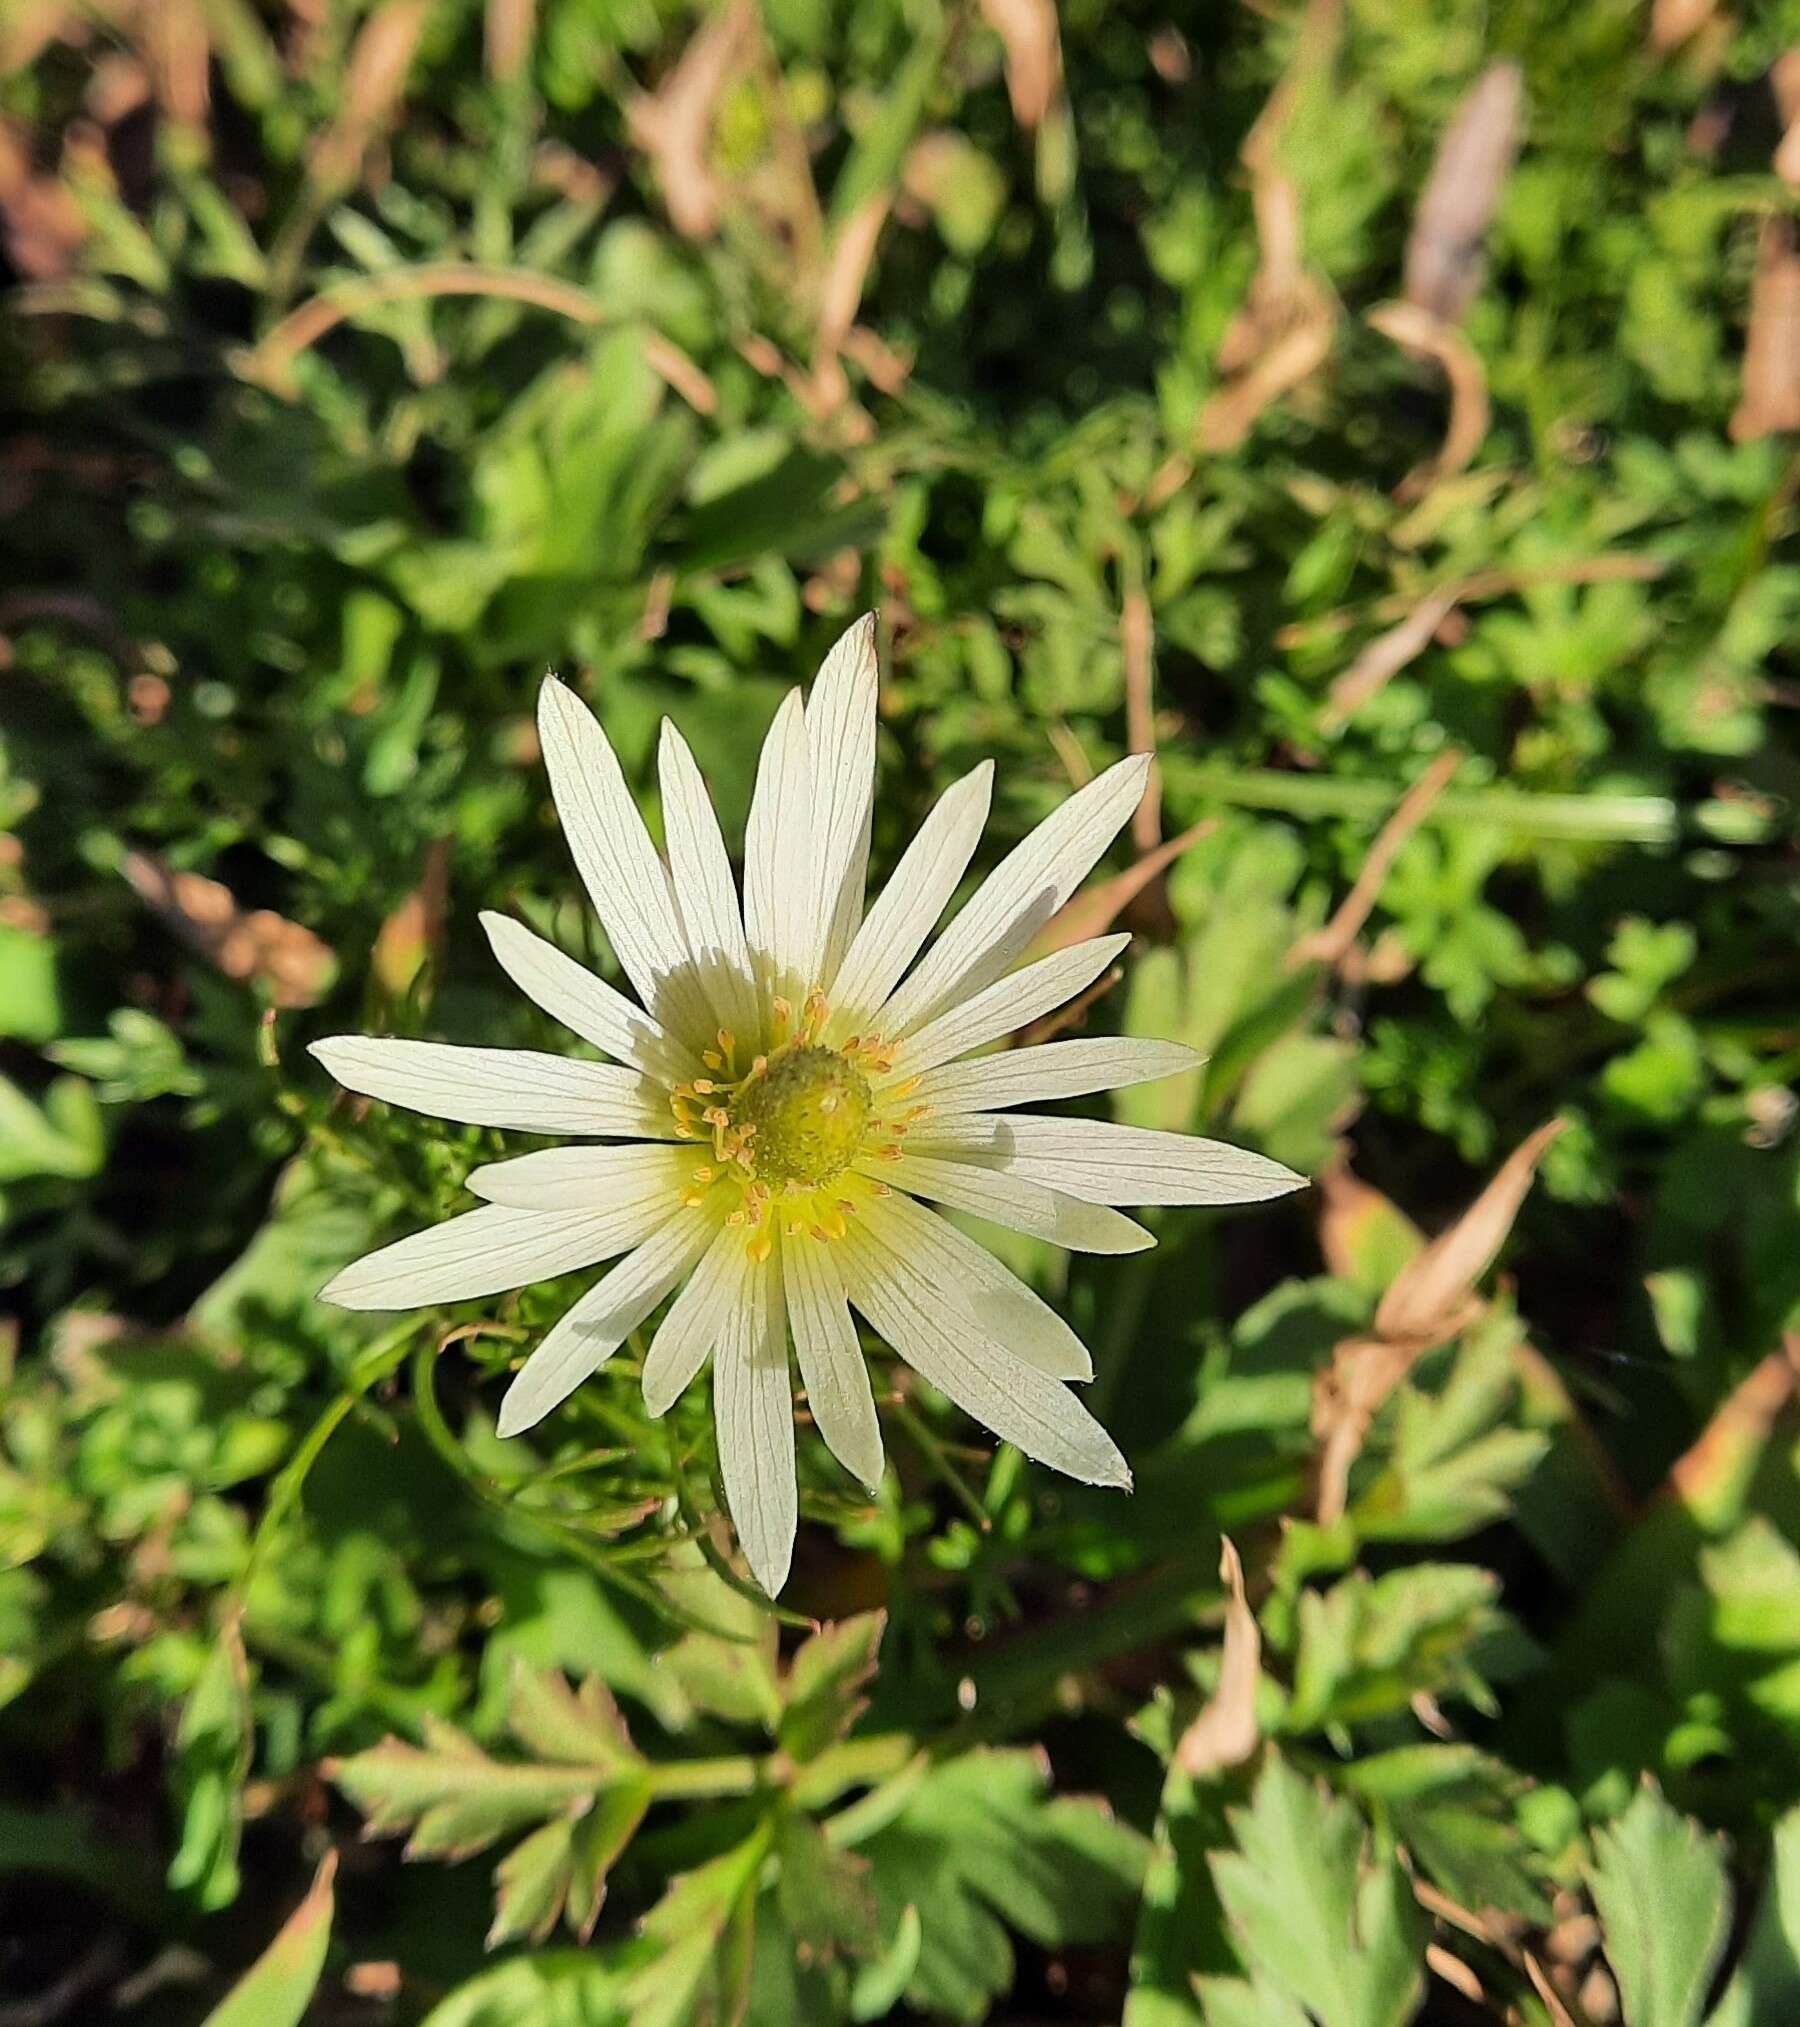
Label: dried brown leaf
xmin=1316 ymin=1152 xmax=1425 ymax=1286
xmin=813 ymin=193 xmax=892 ymax=411
xmin=1322 ymin=586 xmax=1462 ymax=727
xmin=1028 ymin=817 xmax=1215 ymax=956
xmin=1730 ymin=216 xmax=1800 ymax=442
xmin=641 ymin=330 xmax=718 ymax=414
xmin=1173 ymin=1537 xmax=1262 ymax=1776
xmin=1312 ymin=1334 xmax=1422 ymax=1524
xmin=123 ymin=850 xmax=335 ymax=1008
xmin=484 ymin=0 xmax=535 ymax=86
xmin=1311 ymin=1120 xmax=1564 ymax=1522
xmin=312 ymin=0 xmax=431 ymax=190
xmin=371 ymin=839 xmax=451 ymax=1000
xmin=1650 ymin=0 xmax=1717 ymax=53
xmin=1374 ymin=1117 xmax=1567 ymax=1345
xmin=141 ymin=0 xmax=210 ymax=128
xmin=1287 ymin=749 xmax=1463 ymax=969
xmin=627 ymin=0 xmax=755 ymax=239
xmin=1367 ymin=301 xmax=1492 ymax=500
xmin=1775 ymin=51 xmax=1800 ymax=187
xmin=1427 ymin=1944 xmax=1486 ymax=2004
xmin=1402 ymin=62 xmax=1523 ymax=325
xmin=1199 ymin=306 xmax=1335 ymax=452
xmin=0 ymin=120 xmax=84 ymax=280
xmin=979 ymin=0 xmax=1064 ymax=129
xmin=1200 ymin=0 xmax=1342 ymax=445
xmin=1665 ymin=1336 xmax=1800 ymax=1518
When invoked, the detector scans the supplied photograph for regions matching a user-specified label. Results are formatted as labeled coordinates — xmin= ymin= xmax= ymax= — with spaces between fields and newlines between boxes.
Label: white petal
xmin=874 ymin=752 xmax=1150 ymax=1039
xmin=856 ymin=1186 xmax=1093 ymax=1379
xmin=909 ymin=1036 xmax=1202 ymax=1114
xmin=712 ymin=1249 xmax=796 ymax=1596
xmin=310 ymin=1036 xmax=675 ymax=1138
xmin=742 ymin=690 xmax=817 ymax=1019
xmin=872 ymin=1150 xmax=1153 ymax=1256
xmin=837 ymin=1217 xmax=1129 ymax=1489
xmin=466 ymin=1142 xmax=696 ymax=1212
xmin=320 ymin=1202 xmax=643 ymax=1312
xmin=641 ymin=1223 xmax=753 ymax=1417
xmin=479 ymin=912 xmax=691 ymax=1085
xmin=826 ymin=762 xmax=993 ymax=1027
xmin=884 ymin=935 xmax=1129 ymax=1081
xmin=537 ymin=676 xmax=712 ymax=1047
xmin=910 ymin=1114 xmax=1309 ymax=1206
xmin=658 ymin=721 xmax=761 ymax=1042
xmin=497 ymin=1207 xmax=716 ymax=1436
xmin=807 ymin=613 xmax=880 ymax=985
xmin=781 ymin=1230 xmax=883 ymax=1490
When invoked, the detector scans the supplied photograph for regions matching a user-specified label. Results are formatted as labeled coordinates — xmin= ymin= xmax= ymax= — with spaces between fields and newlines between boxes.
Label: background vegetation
xmin=4 ymin=0 xmax=1800 ymax=2021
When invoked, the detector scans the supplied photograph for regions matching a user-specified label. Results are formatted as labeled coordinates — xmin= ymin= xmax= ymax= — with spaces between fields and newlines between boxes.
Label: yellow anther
xmin=748 ymin=1231 xmax=773 ymax=1264
xmin=702 ymin=1051 xmax=723 ymax=1070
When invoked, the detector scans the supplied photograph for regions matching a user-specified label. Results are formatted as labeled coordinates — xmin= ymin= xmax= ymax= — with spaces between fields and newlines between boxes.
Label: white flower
xmin=313 ymin=617 xmax=1304 ymax=1594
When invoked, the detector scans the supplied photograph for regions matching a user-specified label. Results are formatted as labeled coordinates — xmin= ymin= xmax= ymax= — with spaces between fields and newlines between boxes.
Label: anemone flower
xmin=313 ymin=617 xmax=1303 ymax=1592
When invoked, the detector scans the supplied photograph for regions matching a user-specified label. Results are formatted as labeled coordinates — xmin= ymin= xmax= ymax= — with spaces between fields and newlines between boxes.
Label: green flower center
xmin=734 ymin=1045 xmax=873 ymax=1188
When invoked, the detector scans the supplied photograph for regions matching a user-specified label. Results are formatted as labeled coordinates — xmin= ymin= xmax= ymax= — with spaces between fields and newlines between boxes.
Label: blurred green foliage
xmin=3 ymin=0 xmax=1800 ymax=2019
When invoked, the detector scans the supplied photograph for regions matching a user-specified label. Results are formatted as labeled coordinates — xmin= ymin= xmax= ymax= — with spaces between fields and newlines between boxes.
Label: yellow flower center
xmin=733 ymin=1044 xmax=872 ymax=1187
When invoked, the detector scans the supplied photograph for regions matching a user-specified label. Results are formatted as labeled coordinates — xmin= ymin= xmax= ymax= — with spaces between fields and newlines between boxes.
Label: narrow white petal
xmin=875 ymin=752 xmax=1151 ymax=1039
xmin=479 ymin=912 xmax=692 ymax=1085
xmin=837 ymin=1218 xmax=1130 ymax=1489
xmin=910 ymin=1037 xmax=1202 ymax=1115
xmin=320 ymin=1203 xmax=645 ymax=1312
xmin=466 ymin=1142 xmax=695 ymax=1212
xmin=910 ymin=1114 xmax=1309 ymax=1207
xmin=826 ymin=762 xmax=993 ymax=1026
xmin=712 ymin=1250 xmax=796 ymax=1596
xmin=781 ymin=1230 xmax=883 ymax=1490
xmin=310 ymin=1036 xmax=675 ymax=1138
xmin=657 ymin=721 xmax=761 ymax=1042
xmin=872 ymin=1151 xmax=1153 ymax=1256
xmin=497 ymin=1207 xmax=716 ymax=1436
xmin=807 ymin=613 xmax=880 ymax=984
xmin=856 ymin=1186 xmax=1092 ymax=1379
xmin=884 ymin=935 xmax=1129 ymax=1081
xmin=742 ymin=690 xmax=816 ymax=1019
xmin=537 ymin=677 xmax=712 ymax=1047
xmin=641 ymin=1223 xmax=753 ymax=1417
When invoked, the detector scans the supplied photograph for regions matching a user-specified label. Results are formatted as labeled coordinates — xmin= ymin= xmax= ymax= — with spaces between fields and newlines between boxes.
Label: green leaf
xmin=421 ymin=1951 xmax=634 ymax=2027
xmin=775 ymin=1813 xmax=880 ymax=1964
xmin=1208 ymin=1754 xmax=1426 ymax=2027
xmin=862 ymin=1748 xmax=1149 ymax=2022
xmin=779 ymin=1612 xmax=885 ymax=1764
xmin=1352 ymin=1322 xmax=1549 ymax=1545
xmin=1710 ymin=1804 xmax=1800 ymax=2026
xmin=0 ymin=1072 xmax=103 ymax=1184
xmin=508 ymin=1657 xmax=640 ymax=1770
xmin=167 ymin=1616 xmax=251 ymax=1912
xmin=1343 ymin=1745 xmax=1551 ymax=1922
xmin=623 ymin=1822 xmax=770 ymax=2027
xmin=331 ymin=1714 xmax=605 ymax=1860
xmin=331 ymin=1664 xmax=651 ymax=1944
xmin=201 ymin=1848 xmax=335 ymax=2027
xmin=1587 ymin=1783 xmax=1731 ymax=2027
xmin=1126 ymin=1759 xmax=1258 ymax=2027
xmin=1284 ymin=1564 xmax=1505 ymax=1732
